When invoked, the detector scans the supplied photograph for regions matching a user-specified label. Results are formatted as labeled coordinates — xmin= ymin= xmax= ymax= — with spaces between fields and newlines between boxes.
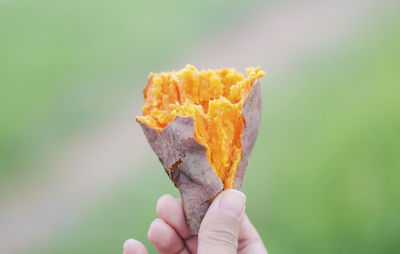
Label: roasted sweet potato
xmin=136 ymin=65 xmax=265 ymax=234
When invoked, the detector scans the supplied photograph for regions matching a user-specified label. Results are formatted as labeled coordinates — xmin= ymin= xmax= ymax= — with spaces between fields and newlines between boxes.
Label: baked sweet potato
xmin=136 ymin=65 xmax=265 ymax=234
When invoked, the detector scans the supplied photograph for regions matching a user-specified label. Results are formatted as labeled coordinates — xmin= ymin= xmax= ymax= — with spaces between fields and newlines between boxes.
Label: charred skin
xmin=138 ymin=81 xmax=262 ymax=235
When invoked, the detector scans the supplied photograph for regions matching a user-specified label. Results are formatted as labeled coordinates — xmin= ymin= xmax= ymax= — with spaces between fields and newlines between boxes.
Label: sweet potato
xmin=136 ymin=65 xmax=265 ymax=234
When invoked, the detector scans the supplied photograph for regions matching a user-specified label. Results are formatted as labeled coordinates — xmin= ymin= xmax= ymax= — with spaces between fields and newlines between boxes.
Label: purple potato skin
xmin=234 ymin=81 xmax=262 ymax=189
xmin=138 ymin=81 xmax=262 ymax=235
xmin=139 ymin=117 xmax=223 ymax=235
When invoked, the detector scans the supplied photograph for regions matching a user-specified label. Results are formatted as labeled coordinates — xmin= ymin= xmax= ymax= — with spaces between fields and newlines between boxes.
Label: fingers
xmin=238 ymin=215 xmax=268 ymax=254
xmin=131 ymin=192 xmax=266 ymax=254
xmin=147 ymin=218 xmax=188 ymax=254
xmin=183 ymin=236 xmax=198 ymax=253
xmin=123 ymin=239 xmax=148 ymax=254
xmin=156 ymin=194 xmax=192 ymax=239
xmin=156 ymin=194 xmax=198 ymax=253
xmin=198 ymin=189 xmax=246 ymax=254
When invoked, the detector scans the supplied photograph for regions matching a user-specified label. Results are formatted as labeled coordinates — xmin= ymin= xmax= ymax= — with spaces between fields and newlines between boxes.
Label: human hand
xmin=123 ymin=189 xmax=267 ymax=254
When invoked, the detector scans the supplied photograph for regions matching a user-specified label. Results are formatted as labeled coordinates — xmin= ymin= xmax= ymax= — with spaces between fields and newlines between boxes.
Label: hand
xmin=123 ymin=189 xmax=267 ymax=254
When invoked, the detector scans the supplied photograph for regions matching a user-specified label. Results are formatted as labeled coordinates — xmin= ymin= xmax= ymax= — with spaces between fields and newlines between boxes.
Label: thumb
xmin=198 ymin=189 xmax=246 ymax=254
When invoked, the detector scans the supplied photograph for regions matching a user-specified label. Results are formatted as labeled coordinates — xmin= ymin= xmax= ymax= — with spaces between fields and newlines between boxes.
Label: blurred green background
xmin=1 ymin=0 xmax=399 ymax=253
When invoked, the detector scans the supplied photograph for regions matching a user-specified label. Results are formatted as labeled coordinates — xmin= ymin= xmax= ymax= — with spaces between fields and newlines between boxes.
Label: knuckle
xmin=201 ymin=223 xmax=239 ymax=250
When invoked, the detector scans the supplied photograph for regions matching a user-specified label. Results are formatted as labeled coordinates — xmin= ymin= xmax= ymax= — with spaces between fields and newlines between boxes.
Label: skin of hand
xmin=123 ymin=189 xmax=268 ymax=254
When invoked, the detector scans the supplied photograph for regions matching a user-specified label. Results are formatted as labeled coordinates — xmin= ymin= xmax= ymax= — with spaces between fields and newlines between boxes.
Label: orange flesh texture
xmin=137 ymin=65 xmax=265 ymax=189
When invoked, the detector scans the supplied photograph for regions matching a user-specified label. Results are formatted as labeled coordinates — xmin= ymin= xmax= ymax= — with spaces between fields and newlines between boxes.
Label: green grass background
xmin=1 ymin=0 xmax=400 ymax=253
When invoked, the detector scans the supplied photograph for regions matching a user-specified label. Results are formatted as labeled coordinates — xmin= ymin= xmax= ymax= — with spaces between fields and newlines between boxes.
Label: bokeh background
xmin=1 ymin=0 xmax=399 ymax=253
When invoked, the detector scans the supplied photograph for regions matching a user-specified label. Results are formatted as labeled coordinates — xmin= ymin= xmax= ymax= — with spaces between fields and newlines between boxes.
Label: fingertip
xmin=158 ymin=193 xmax=174 ymax=203
xmin=206 ymin=189 xmax=247 ymax=219
xmin=147 ymin=218 xmax=186 ymax=253
xmin=226 ymin=189 xmax=247 ymax=199
xmin=148 ymin=218 xmax=176 ymax=244
xmin=156 ymin=194 xmax=179 ymax=216
xmin=155 ymin=195 xmax=192 ymax=239
xmin=197 ymin=190 xmax=246 ymax=253
xmin=147 ymin=218 xmax=163 ymax=241
xmin=215 ymin=189 xmax=246 ymax=202
xmin=219 ymin=189 xmax=247 ymax=218
xmin=123 ymin=239 xmax=148 ymax=254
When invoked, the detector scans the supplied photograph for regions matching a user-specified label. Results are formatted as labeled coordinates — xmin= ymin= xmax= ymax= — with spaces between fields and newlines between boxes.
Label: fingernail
xmin=219 ymin=190 xmax=246 ymax=217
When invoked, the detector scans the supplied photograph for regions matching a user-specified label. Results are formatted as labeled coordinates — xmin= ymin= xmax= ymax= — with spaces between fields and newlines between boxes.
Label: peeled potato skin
xmin=138 ymin=81 xmax=262 ymax=235
xmin=234 ymin=81 xmax=262 ymax=189
xmin=138 ymin=117 xmax=223 ymax=234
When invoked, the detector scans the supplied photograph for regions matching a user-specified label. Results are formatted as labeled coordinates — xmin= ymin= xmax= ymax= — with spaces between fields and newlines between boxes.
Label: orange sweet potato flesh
xmin=136 ymin=65 xmax=265 ymax=234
